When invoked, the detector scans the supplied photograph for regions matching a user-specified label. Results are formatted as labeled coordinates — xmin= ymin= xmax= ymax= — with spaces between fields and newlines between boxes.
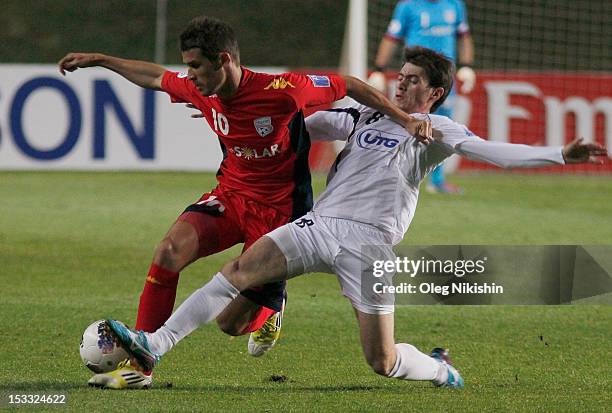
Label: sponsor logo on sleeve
xmin=307 ymin=75 xmax=331 ymax=88
xmin=463 ymin=127 xmax=475 ymax=137
xmin=177 ymin=72 xmax=188 ymax=78
xmin=254 ymin=116 xmax=274 ymax=137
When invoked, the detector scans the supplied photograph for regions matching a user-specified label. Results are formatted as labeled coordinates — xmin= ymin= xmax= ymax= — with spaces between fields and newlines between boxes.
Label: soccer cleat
xmin=430 ymin=347 xmax=464 ymax=388
xmin=104 ymin=319 xmax=160 ymax=371
xmin=88 ymin=359 xmax=152 ymax=389
xmin=248 ymin=296 xmax=285 ymax=357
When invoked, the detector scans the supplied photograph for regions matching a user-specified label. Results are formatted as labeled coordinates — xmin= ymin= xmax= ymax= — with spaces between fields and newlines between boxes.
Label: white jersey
xmin=305 ymin=102 xmax=565 ymax=244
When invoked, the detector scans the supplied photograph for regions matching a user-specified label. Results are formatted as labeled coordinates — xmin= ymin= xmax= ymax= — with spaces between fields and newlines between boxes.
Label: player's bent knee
xmin=220 ymin=259 xmax=250 ymax=290
xmin=154 ymin=238 xmax=179 ymax=265
xmin=220 ymin=259 xmax=240 ymax=279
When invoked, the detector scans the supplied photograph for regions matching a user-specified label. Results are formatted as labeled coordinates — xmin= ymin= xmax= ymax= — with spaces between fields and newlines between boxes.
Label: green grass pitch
xmin=1 ymin=171 xmax=611 ymax=412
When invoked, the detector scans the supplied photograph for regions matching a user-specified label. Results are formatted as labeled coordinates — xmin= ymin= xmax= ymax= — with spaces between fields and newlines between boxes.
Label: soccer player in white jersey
xmin=95 ymin=46 xmax=607 ymax=389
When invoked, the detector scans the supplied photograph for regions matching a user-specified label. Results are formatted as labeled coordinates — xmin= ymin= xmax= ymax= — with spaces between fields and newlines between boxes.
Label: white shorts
xmin=266 ymin=212 xmax=396 ymax=314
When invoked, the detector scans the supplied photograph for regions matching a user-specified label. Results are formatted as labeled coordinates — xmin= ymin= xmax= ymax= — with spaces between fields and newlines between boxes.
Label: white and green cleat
xmin=247 ymin=297 xmax=285 ymax=357
xmin=88 ymin=359 xmax=152 ymax=389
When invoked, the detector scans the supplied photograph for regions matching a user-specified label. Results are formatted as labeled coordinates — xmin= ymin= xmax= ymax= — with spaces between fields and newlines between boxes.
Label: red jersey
xmin=161 ymin=68 xmax=346 ymax=218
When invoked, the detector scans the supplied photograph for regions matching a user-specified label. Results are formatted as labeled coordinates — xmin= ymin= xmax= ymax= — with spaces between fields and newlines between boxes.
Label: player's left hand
xmin=456 ymin=66 xmax=476 ymax=94
xmin=185 ymin=103 xmax=204 ymax=118
xmin=406 ymin=117 xmax=433 ymax=145
xmin=562 ymin=137 xmax=608 ymax=164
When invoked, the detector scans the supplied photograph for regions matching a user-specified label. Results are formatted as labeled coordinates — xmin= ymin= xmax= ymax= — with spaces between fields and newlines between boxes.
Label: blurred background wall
xmin=1 ymin=0 xmax=609 ymax=71
xmin=0 ymin=1 xmax=609 ymax=173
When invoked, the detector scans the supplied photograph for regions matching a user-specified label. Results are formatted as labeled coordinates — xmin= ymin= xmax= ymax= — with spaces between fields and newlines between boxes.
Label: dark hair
xmin=180 ymin=16 xmax=240 ymax=65
xmin=403 ymin=46 xmax=454 ymax=112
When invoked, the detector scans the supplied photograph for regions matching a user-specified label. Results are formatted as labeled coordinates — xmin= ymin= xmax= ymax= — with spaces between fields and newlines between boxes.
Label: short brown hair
xmin=180 ymin=16 xmax=240 ymax=65
xmin=403 ymin=46 xmax=454 ymax=112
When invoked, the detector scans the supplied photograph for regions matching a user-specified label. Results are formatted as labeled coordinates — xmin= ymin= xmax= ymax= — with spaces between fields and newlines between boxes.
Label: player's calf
xmin=216 ymin=295 xmax=264 ymax=336
xmin=367 ymin=352 xmax=397 ymax=377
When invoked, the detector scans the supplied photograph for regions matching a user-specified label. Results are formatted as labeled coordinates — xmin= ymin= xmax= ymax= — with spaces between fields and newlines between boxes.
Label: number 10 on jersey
xmin=211 ymin=108 xmax=230 ymax=135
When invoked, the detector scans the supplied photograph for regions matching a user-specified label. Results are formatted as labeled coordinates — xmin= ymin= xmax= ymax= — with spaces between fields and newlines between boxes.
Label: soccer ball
xmin=79 ymin=320 xmax=128 ymax=373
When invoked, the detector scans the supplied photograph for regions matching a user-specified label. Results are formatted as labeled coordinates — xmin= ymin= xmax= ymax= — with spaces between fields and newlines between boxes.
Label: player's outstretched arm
xmin=58 ymin=53 xmax=165 ymax=91
xmin=438 ymin=125 xmax=608 ymax=168
xmin=343 ymin=75 xmax=432 ymax=144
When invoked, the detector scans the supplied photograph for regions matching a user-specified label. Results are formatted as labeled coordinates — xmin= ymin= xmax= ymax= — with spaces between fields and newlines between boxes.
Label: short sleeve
xmin=284 ymin=73 xmax=347 ymax=110
xmin=385 ymin=2 xmax=409 ymax=41
xmin=306 ymin=105 xmax=363 ymax=142
xmin=456 ymin=1 xmax=470 ymax=35
xmin=161 ymin=70 xmax=199 ymax=104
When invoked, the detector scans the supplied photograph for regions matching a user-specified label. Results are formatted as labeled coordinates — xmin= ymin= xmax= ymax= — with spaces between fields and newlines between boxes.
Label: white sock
xmin=148 ymin=272 xmax=239 ymax=355
xmin=388 ymin=343 xmax=448 ymax=383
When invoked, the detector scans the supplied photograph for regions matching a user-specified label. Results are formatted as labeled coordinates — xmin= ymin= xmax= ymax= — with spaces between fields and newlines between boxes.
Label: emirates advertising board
xmin=0 ymin=65 xmax=610 ymax=172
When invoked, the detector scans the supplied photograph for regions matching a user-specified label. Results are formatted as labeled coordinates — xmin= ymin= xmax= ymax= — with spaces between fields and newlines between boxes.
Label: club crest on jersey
xmin=264 ymin=78 xmax=295 ymax=90
xmin=254 ymin=116 xmax=274 ymax=137
xmin=307 ymin=75 xmax=330 ymax=87
xmin=357 ymin=129 xmax=401 ymax=152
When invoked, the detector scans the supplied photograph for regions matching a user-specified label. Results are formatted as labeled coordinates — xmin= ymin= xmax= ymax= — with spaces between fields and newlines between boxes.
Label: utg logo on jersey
xmin=264 ymin=78 xmax=295 ymax=90
xmin=357 ymin=129 xmax=401 ymax=152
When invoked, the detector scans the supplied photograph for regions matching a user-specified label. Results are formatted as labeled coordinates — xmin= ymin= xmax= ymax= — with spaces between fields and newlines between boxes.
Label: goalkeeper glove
xmin=367 ymin=71 xmax=387 ymax=93
xmin=456 ymin=65 xmax=476 ymax=93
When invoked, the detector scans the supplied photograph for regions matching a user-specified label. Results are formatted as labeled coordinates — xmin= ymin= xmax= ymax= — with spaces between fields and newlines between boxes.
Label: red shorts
xmin=177 ymin=187 xmax=290 ymax=311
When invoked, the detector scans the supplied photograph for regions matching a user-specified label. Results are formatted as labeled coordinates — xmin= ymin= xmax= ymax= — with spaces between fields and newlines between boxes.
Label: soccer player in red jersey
xmin=59 ymin=15 xmax=430 ymax=389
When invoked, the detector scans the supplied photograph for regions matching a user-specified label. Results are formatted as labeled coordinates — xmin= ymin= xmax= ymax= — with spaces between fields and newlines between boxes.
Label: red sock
xmin=135 ymin=263 xmax=179 ymax=333
xmin=242 ymin=306 xmax=276 ymax=334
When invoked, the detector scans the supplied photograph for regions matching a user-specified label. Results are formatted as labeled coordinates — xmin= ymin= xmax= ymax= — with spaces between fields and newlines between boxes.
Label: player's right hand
xmin=58 ymin=53 xmax=101 ymax=75
xmin=406 ymin=117 xmax=433 ymax=145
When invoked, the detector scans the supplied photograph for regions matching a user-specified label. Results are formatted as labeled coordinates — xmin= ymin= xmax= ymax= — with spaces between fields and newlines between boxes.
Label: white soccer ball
xmin=79 ymin=320 xmax=128 ymax=373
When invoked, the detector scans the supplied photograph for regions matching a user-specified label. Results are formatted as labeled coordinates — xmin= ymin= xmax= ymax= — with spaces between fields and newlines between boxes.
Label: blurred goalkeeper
xmin=99 ymin=46 xmax=607 ymax=389
xmin=59 ymin=15 xmax=429 ymax=389
xmin=369 ymin=0 xmax=476 ymax=194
